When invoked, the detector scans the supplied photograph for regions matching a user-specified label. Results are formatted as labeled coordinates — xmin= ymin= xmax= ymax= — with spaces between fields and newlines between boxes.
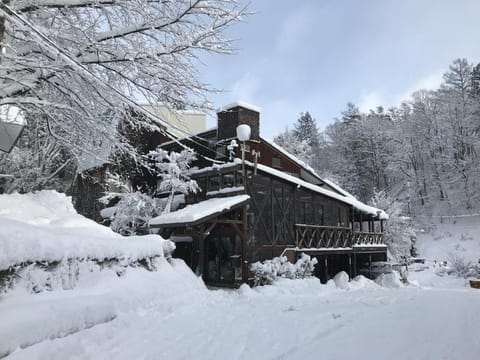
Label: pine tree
xmin=293 ymin=112 xmax=320 ymax=148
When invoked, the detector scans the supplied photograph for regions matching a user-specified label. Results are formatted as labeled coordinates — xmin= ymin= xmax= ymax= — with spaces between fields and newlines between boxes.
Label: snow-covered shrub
xmin=101 ymin=191 xmax=162 ymax=235
xmin=250 ymin=254 xmax=318 ymax=286
xmin=371 ymin=191 xmax=417 ymax=261
xmin=0 ymin=191 xmax=176 ymax=293
xmin=1 ymin=256 xmax=170 ymax=294
xmin=147 ymin=148 xmax=199 ymax=214
xmin=447 ymin=253 xmax=479 ymax=278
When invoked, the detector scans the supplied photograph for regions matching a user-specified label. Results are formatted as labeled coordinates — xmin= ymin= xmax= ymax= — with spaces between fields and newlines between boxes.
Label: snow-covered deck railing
xmin=295 ymin=224 xmax=385 ymax=250
xmin=149 ymin=195 xmax=250 ymax=228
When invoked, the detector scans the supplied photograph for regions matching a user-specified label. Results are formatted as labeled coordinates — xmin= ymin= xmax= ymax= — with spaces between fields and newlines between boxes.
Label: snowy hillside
xmin=415 ymin=215 xmax=480 ymax=263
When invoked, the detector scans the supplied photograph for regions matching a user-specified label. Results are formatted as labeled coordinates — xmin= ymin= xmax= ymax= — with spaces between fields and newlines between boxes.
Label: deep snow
xmin=1 ymin=191 xmax=479 ymax=359
xmin=2 ymin=269 xmax=479 ymax=360
xmin=0 ymin=191 xmax=173 ymax=269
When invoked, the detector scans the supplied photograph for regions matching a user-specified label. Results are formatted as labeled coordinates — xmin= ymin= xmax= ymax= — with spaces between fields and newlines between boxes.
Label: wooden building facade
xmin=150 ymin=102 xmax=388 ymax=287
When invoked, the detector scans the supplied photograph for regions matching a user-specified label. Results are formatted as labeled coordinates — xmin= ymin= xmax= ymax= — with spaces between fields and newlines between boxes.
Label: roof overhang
xmin=149 ymin=194 xmax=250 ymax=228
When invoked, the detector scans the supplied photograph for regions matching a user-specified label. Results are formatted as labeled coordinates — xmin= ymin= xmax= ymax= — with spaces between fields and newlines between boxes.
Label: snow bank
xmin=0 ymin=191 xmax=173 ymax=270
xmin=0 ymin=258 xmax=206 ymax=358
xmin=375 ymin=272 xmax=404 ymax=288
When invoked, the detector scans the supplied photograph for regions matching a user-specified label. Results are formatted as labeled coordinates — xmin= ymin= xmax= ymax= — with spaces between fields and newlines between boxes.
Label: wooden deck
xmin=295 ymin=224 xmax=385 ymax=251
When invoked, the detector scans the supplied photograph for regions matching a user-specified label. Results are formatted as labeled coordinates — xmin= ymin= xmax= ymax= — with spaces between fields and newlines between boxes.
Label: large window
xmin=208 ymin=174 xmax=221 ymax=192
xmin=249 ymin=176 xmax=272 ymax=246
xmin=222 ymin=173 xmax=235 ymax=188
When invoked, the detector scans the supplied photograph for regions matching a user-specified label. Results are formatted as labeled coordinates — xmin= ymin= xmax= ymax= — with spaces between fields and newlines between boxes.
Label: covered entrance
xmin=205 ymin=232 xmax=237 ymax=284
xmin=149 ymin=195 xmax=250 ymax=287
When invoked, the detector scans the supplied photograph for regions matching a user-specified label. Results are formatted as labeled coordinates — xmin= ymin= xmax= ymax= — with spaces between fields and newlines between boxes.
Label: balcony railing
xmin=295 ymin=224 xmax=384 ymax=249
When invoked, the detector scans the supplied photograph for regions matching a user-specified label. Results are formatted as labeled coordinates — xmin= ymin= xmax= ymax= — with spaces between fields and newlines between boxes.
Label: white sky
xmin=200 ymin=0 xmax=480 ymax=138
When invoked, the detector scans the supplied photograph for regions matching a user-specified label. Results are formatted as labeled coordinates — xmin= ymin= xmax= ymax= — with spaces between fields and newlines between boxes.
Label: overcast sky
xmin=199 ymin=0 xmax=480 ymax=138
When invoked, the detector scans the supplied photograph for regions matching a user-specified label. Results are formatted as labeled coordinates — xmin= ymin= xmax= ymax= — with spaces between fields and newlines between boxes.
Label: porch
xmin=294 ymin=224 xmax=385 ymax=250
xmin=289 ymin=223 xmax=387 ymax=282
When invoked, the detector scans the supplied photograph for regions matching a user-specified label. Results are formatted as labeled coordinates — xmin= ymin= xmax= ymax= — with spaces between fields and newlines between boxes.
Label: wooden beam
xmin=353 ymin=253 xmax=357 ymax=277
xmin=203 ymin=222 xmax=217 ymax=236
xmin=348 ymin=254 xmax=352 ymax=279
xmin=242 ymin=204 xmax=248 ymax=283
xmin=217 ymin=219 xmax=243 ymax=225
xmin=324 ymin=255 xmax=329 ymax=283
xmin=368 ymin=254 xmax=372 ymax=279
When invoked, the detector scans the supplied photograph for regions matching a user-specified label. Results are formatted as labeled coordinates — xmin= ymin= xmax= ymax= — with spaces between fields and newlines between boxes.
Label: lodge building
xmin=149 ymin=102 xmax=388 ymax=287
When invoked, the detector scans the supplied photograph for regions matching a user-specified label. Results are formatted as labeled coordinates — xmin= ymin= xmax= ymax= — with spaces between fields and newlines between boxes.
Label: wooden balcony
xmin=295 ymin=224 xmax=385 ymax=250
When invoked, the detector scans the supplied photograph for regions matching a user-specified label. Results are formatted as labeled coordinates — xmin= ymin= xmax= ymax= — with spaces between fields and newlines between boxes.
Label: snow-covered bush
xmin=447 ymin=253 xmax=479 ymax=278
xmin=147 ymin=148 xmax=199 ymax=214
xmin=2 ymin=257 xmax=168 ymax=294
xmin=101 ymin=191 xmax=162 ymax=235
xmin=250 ymin=254 xmax=318 ymax=286
xmin=0 ymin=191 xmax=175 ymax=293
xmin=371 ymin=191 xmax=417 ymax=261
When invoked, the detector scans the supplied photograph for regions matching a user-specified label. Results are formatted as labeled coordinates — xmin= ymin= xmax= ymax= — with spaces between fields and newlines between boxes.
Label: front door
xmin=205 ymin=234 xmax=236 ymax=284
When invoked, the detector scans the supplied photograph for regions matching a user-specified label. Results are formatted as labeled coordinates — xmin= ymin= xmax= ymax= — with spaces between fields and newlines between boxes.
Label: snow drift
xmin=0 ymin=191 xmax=174 ymax=270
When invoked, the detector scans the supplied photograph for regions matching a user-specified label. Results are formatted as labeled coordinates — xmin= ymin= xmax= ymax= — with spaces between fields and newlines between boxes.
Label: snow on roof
xmin=189 ymin=160 xmax=388 ymax=219
xmin=218 ymin=101 xmax=261 ymax=113
xmin=262 ymin=138 xmax=364 ymax=198
xmin=252 ymin=162 xmax=388 ymax=220
xmin=318 ymin=177 xmax=354 ymax=198
xmin=262 ymin=137 xmax=320 ymax=178
xmin=150 ymin=195 xmax=250 ymax=227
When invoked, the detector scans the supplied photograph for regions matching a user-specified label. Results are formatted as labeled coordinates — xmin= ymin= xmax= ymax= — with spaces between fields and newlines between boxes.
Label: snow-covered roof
xmin=252 ymin=162 xmax=388 ymax=220
xmin=261 ymin=137 xmax=321 ymax=180
xmin=190 ymin=160 xmax=388 ymax=220
xmin=218 ymin=101 xmax=261 ymax=113
xmin=149 ymin=195 xmax=250 ymax=227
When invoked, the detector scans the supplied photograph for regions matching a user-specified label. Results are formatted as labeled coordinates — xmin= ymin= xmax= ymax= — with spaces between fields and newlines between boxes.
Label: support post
xmin=199 ymin=224 xmax=205 ymax=278
xmin=368 ymin=254 xmax=372 ymax=279
xmin=348 ymin=254 xmax=352 ymax=279
xmin=353 ymin=252 xmax=357 ymax=277
xmin=324 ymin=255 xmax=329 ymax=283
xmin=242 ymin=204 xmax=248 ymax=283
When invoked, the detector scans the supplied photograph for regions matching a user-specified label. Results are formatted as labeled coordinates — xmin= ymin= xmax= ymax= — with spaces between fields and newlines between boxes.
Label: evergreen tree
xmin=293 ymin=112 xmax=320 ymax=148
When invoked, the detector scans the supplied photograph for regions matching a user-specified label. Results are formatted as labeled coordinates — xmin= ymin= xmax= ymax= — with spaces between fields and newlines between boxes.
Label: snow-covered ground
xmin=1 ymin=191 xmax=479 ymax=359
xmin=416 ymin=214 xmax=480 ymax=263
xmin=2 ymin=268 xmax=479 ymax=360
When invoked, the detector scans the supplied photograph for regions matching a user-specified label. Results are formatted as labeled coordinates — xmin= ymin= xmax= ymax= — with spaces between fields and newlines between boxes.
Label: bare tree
xmin=0 ymin=0 xmax=245 ymax=162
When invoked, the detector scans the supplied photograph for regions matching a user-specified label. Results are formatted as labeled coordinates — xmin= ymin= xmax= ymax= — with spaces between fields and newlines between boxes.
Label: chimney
xmin=217 ymin=101 xmax=260 ymax=142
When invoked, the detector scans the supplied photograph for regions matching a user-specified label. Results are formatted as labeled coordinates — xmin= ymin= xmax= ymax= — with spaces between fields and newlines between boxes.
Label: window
xmin=208 ymin=174 xmax=221 ymax=192
xmin=223 ymin=173 xmax=235 ymax=188
xmin=235 ymin=170 xmax=244 ymax=186
xmin=316 ymin=205 xmax=324 ymax=225
xmin=196 ymin=177 xmax=206 ymax=193
xmin=272 ymin=157 xmax=281 ymax=168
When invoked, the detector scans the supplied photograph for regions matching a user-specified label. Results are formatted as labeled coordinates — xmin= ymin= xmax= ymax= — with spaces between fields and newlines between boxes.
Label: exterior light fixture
xmin=0 ymin=106 xmax=25 ymax=153
xmin=236 ymin=124 xmax=251 ymax=180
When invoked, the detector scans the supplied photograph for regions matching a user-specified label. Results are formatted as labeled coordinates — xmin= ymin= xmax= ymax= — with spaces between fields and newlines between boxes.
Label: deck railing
xmin=295 ymin=224 xmax=384 ymax=249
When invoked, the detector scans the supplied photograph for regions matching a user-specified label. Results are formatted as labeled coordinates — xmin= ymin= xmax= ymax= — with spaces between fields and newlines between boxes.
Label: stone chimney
xmin=217 ymin=101 xmax=260 ymax=141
